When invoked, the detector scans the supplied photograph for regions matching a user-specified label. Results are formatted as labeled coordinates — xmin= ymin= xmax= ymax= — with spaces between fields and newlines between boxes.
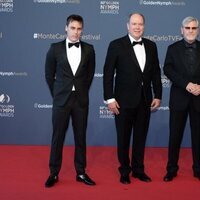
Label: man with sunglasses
xmin=163 ymin=16 xmax=200 ymax=181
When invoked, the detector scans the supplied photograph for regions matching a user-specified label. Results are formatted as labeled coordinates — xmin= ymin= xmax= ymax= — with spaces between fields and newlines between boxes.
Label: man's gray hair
xmin=182 ymin=16 xmax=199 ymax=27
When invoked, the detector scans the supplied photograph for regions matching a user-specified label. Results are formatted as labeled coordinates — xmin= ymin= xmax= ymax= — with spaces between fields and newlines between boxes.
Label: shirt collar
xmin=184 ymin=40 xmax=197 ymax=49
xmin=128 ymin=34 xmax=142 ymax=44
xmin=66 ymin=38 xmax=80 ymax=46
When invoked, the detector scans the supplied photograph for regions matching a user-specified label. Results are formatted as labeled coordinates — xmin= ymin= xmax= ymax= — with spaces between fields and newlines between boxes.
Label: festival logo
xmin=161 ymin=74 xmax=171 ymax=88
xmin=99 ymin=105 xmax=114 ymax=119
xmin=34 ymin=103 xmax=52 ymax=109
xmin=33 ymin=0 xmax=80 ymax=4
xmin=139 ymin=0 xmax=186 ymax=6
xmin=0 ymin=94 xmax=10 ymax=103
xmin=0 ymin=0 xmax=14 ymax=12
xmin=100 ymin=1 xmax=120 ymax=14
xmin=0 ymin=94 xmax=15 ymax=117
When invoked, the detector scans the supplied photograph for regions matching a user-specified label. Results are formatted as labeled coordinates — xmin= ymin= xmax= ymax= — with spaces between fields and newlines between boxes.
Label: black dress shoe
xmin=194 ymin=174 xmax=200 ymax=180
xmin=120 ymin=175 xmax=131 ymax=184
xmin=76 ymin=174 xmax=96 ymax=185
xmin=132 ymin=173 xmax=152 ymax=182
xmin=45 ymin=175 xmax=58 ymax=188
xmin=163 ymin=173 xmax=177 ymax=182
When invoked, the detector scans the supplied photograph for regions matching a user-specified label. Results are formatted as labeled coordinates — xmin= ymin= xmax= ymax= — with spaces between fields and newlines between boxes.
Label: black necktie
xmin=132 ymin=41 xmax=143 ymax=46
xmin=68 ymin=42 xmax=80 ymax=48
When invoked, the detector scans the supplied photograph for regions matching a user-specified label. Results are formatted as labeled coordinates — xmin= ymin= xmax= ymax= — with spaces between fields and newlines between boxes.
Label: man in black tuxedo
xmin=45 ymin=14 xmax=96 ymax=187
xmin=103 ymin=13 xmax=162 ymax=184
xmin=163 ymin=16 xmax=200 ymax=182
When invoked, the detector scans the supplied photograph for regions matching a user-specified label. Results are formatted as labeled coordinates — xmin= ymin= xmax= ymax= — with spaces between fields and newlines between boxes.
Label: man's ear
xmin=180 ymin=27 xmax=183 ymax=35
xmin=65 ymin=25 xmax=68 ymax=33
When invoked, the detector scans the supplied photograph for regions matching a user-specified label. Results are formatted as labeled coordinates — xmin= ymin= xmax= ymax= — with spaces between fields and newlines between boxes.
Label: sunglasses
xmin=184 ymin=27 xmax=198 ymax=30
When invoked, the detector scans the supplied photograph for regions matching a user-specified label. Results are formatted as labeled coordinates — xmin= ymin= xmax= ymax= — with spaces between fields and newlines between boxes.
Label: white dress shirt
xmin=129 ymin=34 xmax=146 ymax=72
xmin=66 ymin=38 xmax=81 ymax=91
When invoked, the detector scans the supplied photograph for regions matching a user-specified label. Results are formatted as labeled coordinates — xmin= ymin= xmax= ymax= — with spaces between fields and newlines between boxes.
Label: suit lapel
xmin=124 ymin=36 xmax=142 ymax=72
xmin=74 ymin=41 xmax=85 ymax=76
xmin=179 ymin=40 xmax=188 ymax=72
xmin=143 ymin=40 xmax=150 ymax=73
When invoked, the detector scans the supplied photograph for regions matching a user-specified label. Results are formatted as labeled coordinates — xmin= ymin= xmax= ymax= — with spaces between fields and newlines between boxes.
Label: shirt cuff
xmin=104 ymin=98 xmax=115 ymax=104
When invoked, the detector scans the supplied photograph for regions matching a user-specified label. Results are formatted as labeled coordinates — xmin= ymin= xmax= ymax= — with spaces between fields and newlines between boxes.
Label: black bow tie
xmin=68 ymin=42 xmax=80 ymax=48
xmin=132 ymin=40 xmax=143 ymax=46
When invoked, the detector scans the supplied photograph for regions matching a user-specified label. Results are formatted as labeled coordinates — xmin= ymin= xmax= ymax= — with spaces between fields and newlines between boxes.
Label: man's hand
xmin=186 ymin=82 xmax=200 ymax=96
xmin=108 ymin=100 xmax=120 ymax=115
xmin=151 ymin=98 xmax=161 ymax=111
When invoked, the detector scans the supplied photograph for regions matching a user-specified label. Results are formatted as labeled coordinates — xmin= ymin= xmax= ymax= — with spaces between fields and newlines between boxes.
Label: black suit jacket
xmin=103 ymin=35 xmax=162 ymax=108
xmin=45 ymin=40 xmax=95 ymax=107
xmin=163 ymin=39 xmax=200 ymax=111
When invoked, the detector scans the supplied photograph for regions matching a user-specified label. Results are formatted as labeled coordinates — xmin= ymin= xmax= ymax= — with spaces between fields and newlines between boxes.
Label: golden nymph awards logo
xmin=100 ymin=1 xmax=120 ymax=14
xmin=0 ymin=0 xmax=14 ymax=12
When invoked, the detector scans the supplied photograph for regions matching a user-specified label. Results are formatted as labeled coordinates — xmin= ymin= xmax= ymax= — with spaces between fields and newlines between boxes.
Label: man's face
xmin=181 ymin=20 xmax=199 ymax=43
xmin=65 ymin=20 xmax=83 ymax=42
xmin=127 ymin=14 xmax=144 ymax=40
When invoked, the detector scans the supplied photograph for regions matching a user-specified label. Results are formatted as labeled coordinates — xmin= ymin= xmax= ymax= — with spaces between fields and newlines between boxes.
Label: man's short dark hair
xmin=66 ymin=14 xmax=84 ymax=27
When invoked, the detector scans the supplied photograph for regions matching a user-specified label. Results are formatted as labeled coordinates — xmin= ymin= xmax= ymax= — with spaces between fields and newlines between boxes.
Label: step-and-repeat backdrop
xmin=0 ymin=0 xmax=199 ymax=146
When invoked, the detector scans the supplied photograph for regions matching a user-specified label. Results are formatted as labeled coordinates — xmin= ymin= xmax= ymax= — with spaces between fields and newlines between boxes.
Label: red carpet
xmin=0 ymin=146 xmax=199 ymax=200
